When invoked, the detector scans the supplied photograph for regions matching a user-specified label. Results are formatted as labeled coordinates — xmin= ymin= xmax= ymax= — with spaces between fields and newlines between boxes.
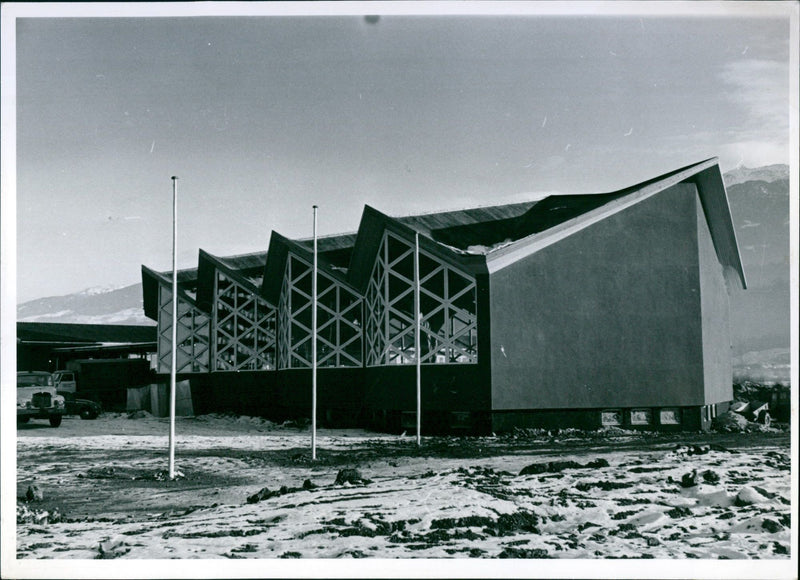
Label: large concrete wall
xmin=697 ymin=194 xmax=734 ymax=404
xmin=489 ymin=183 xmax=707 ymax=410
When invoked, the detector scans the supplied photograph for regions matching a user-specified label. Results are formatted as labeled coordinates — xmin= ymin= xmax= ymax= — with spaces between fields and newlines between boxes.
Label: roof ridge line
xmin=486 ymin=158 xmax=722 ymax=272
xmin=390 ymin=198 xmax=541 ymax=220
xmin=294 ymin=230 xmax=359 ymax=243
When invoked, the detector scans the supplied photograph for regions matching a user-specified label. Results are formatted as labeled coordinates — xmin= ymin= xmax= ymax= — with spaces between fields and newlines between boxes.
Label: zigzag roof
xmin=141 ymin=265 xmax=205 ymax=320
xmin=196 ymin=249 xmax=268 ymax=314
xmin=142 ymin=158 xmax=746 ymax=320
xmin=261 ymin=231 xmax=360 ymax=305
xmin=483 ymin=158 xmax=746 ymax=289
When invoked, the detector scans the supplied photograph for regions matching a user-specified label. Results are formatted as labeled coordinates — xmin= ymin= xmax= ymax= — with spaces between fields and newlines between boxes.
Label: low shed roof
xmin=17 ymin=322 xmax=156 ymax=344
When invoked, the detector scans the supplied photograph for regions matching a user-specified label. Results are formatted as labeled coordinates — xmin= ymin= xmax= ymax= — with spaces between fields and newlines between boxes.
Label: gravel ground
xmin=8 ymin=412 xmax=794 ymax=577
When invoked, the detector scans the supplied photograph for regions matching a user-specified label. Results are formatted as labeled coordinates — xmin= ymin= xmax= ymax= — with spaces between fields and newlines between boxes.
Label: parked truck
xmin=17 ymin=371 xmax=65 ymax=427
xmin=57 ymin=359 xmax=154 ymax=411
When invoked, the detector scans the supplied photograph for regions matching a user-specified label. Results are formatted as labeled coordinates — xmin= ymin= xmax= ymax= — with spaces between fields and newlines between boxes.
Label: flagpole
xmin=414 ymin=232 xmax=421 ymax=447
xmin=311 ymin=205 xmax=318 ymax=461
xmin=169 ymin=176 xmax=178 ymax=479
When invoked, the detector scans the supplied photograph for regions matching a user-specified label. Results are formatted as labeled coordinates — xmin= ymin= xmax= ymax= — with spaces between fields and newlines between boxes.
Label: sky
xmin=5 ymin=3 xmax=796 ymax=302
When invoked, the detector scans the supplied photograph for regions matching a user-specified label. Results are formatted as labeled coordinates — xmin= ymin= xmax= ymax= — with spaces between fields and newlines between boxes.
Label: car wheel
xmin=49 ymin=416 xmax=63 ymax=428
xmin=18 ymin=416 xmax=30 ymax=424
xmin=80 ymin=408 xmax=98 ymax=420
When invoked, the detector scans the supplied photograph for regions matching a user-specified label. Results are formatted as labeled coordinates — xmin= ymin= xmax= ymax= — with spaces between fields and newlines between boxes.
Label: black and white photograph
xmin=1 ymin=2 xmax=797 ymax=578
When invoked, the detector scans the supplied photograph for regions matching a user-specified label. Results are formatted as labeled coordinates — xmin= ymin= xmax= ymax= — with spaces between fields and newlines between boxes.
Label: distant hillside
xmin=17 ymin=283 xmax=154 ymax=326
xmin=722 ymin=164 xmax=789 ymax=188
xmin=723 ymin=165 xmax=790 ymax=381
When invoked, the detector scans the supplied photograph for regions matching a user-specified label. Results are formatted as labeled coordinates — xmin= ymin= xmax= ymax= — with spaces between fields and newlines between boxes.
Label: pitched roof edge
xmin=273 ymin=231 xmax=362 ymax=293
xmin=200 ymin=248 xmax=262 ymax=292
xmin=691 ymin=164 xmax=747 ymax=289
xmin=197 ymin=249 xmax=270 ymax=311
xmin=294 ymin=230 xmax=359 ymax=245
xmin=260 ymin=231 xmax=290 ymax=303
xmin=141 ymin=265 xmax=161 ymax=320
xmin=140 ymin=264 xmax=202 ymax=307
xmin=345 ymin=206 xmax=386 ymax=291
xmin=348 ymin=205 xmax=489 ymax=291
xmin=485 ymin=158 xmax=742 ymax=278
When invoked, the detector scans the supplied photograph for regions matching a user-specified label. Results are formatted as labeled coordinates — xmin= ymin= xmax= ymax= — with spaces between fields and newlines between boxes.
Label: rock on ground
xmin=335 ymin=468 xmax=371 ymax=485
xmin=712 ymin=412 xmax=750 ymax=433
xmin=25 ymin=485 xmax=43 ymax=502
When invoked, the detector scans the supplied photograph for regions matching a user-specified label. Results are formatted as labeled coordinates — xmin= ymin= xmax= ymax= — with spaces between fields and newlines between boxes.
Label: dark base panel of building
xmin=364 ymin=409 xmax=493 ymax=436
xmin=361 ymin=364 xmax=493 ymax=435
xmin=188 ymin=372 xmax=275 ymax=419
xmin=363 ymin=364 xmax=491 ymax=412
xmin=187 ymin=369 xmax=732 ymax=435
xmin=491 ymin=402 xmax=733 ymax=433
xmin=189 ymin=368 xmax=365 ymax=427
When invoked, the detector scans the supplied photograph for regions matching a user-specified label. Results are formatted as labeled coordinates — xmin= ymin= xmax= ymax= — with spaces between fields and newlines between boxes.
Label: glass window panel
xmin=601 ymin=409 xmax=623 ymax=426
xmin=365 ymin=232 xmax=478 ymax=367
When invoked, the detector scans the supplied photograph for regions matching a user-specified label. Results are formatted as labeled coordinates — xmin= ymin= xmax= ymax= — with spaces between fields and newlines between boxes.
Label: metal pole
xmin=414 ymin=232 xmax=421 ymax=446
xmin=169 ymin=176 xmax=178 ymax=479
xmin=311 ymin=205 xmax=318 ymax=460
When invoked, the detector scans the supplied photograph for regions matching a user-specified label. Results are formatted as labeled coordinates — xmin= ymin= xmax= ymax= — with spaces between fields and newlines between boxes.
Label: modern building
xmin=141 ymin=158 xmax=746 ymax=433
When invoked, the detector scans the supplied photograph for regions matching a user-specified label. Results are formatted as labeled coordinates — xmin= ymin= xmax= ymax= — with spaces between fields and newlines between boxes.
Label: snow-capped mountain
xmin=17 ymin=283 xmax=154 ymax=326
xmin=724 ymin=164 xmax=790 ymax=381
xmin=722 ymin=164 xmax=789 ymax=188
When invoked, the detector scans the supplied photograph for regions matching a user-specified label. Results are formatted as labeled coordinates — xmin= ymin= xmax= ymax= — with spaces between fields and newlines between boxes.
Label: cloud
xmin=717 ymin=59 xmax=789 ymax=166
xmin=718 ymin=139 xmax=788 ymax=170
xmin=720 ymin=59 xmax=788 ymax=128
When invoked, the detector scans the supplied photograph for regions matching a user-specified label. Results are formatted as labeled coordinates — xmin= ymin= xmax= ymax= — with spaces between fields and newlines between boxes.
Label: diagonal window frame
xmin=365 ymin=229 xmax=479 ymax=367
xmin=278 ymin=251 xmax=364 ymax=369
xmin=212 ymin=270 xmax=276 ymax=372
xmin=157 ymin=284 xmax=210 ymax=374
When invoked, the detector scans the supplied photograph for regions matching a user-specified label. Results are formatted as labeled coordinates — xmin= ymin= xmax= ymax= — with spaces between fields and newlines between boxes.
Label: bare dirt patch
xmin=15 ymin=413 xmax=791 ymax=559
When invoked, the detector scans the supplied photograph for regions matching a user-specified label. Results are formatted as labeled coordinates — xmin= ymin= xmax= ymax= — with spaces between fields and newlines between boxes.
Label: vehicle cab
xmin=52 ymin=370 xmax=77 ymax=394
xmin=17 ymin=371 xmax=65 ymax=427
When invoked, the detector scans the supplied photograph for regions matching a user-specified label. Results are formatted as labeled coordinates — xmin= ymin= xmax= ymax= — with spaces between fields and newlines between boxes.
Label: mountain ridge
xmin=17 ymin=283 xmax=153 ymax=326
xmin=721 ymin=164 xmax=788 ymax=187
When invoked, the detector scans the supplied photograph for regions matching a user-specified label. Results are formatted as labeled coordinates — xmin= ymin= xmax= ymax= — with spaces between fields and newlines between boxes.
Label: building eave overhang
xmin=196 ymin=249 xmax=269 ymax=313
xmin=17 ymin=321 xmax=156 ymax=342
xmin=141 ymin=265 xmax=161 ymax=321
xmin=141 ymin=265 xmax=203 ymax=321
xmin=51 ymin=341 xmax=157 ymax=354
xmin=260 ymin=231 xmax=361 ymax=305
xmin=347 ymin=205 xmax=489 ymax=293
xmin=293 ymin=231 xmax=359 ymax=254
xmin=485 ymin=158 xmax=747 ymax=290
xmin=690 ymin=162 xmax=748 ymax=290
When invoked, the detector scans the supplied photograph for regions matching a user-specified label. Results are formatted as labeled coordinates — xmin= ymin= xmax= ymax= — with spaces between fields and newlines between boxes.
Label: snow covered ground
xmin=11 ymin=413 xmax=793 ymax=573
